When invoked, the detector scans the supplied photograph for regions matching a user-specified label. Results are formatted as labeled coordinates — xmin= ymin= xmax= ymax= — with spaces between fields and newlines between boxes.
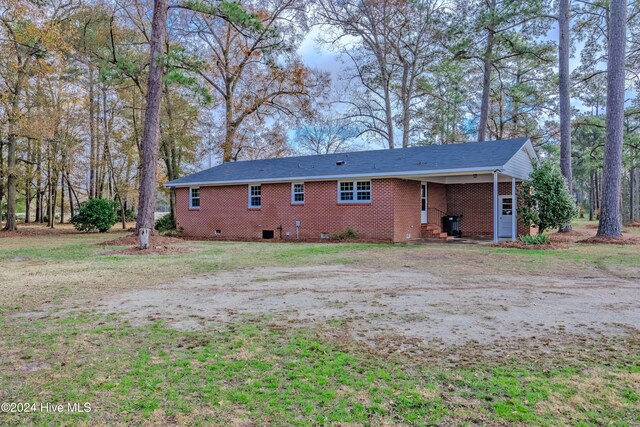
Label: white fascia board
xmin=163 ymin=166 xmax=505 ymax=188
xmin=524 ymin=139 xmax=539 ymax=164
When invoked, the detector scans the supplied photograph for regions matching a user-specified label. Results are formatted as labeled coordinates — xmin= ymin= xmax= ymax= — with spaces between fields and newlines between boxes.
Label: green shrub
xmin=71 ymin=198 xmax=119 ymax=232
xmin=123 ymin=208 xmax=136 ymax=222
xmin=331 ymin=227 xmax=358 ymax=241
xmin=155 ymin=214 xmax=176 ymax=232
xmin=518 ymin=161 xmax=578 ymax=234
xmin=520 ymin=234 xmax=550 ymax=245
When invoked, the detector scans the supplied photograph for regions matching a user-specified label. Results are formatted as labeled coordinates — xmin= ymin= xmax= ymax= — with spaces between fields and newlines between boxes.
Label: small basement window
xmin=189 ymin=187 xmax=200 ymax=208
xmin=338 ymin=180 xmax=371 ymax=203
xmin=262 ymin=230 xmax=274 ymax=239
xmin=292 ymin=182 xmax=304 ymax=204
xmin=249 ymin=184 xmax=261 ymax=208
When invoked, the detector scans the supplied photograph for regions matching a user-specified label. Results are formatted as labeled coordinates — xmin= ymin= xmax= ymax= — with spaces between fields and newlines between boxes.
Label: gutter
xmin=163 ymin=166 xmax=507 ymax=188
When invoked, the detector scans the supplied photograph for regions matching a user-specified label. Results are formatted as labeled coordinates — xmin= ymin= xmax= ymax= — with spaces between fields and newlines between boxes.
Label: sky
xmin=295 ymin=22 xmax=594 ymax=116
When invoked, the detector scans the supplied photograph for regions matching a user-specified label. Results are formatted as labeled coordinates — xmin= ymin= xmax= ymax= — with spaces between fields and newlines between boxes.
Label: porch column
xmin=511 ymin=177 xmax=517 ymax=241
xmin=493 ymin=170 xmax=499 ymax=244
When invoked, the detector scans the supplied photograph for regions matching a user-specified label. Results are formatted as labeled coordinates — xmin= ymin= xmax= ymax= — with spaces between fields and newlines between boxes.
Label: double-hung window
xmin=189 ymin=187 xmax=200 ymax=208
xmin=338 ymin=180 xmax=371 ymax=203
xmin=292 ymin=182 xmax=305 ymax=204
xmin=249 ymin=185 xmax=261 ymax=208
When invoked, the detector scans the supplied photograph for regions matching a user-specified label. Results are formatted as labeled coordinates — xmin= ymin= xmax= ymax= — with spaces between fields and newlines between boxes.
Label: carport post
xmin=493 ymin=171 xmax=499 ymax=244
xmin=511 ymin=177 xmax=517 ymax=241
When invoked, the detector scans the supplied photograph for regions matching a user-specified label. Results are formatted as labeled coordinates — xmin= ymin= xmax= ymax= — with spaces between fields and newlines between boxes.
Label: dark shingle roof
xmin=166 ymin=138 xmax=530 ymax=187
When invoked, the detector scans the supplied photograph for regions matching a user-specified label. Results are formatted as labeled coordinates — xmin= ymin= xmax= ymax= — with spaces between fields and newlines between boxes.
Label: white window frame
xmin=248 ymin=184 xmax=261 ymax=208
xmin=189 ymin=187 xmax=200 ymax=209
xmin=291 ymin=182 xmax=305 ymax=205
xmin=338 ymin=180 xmax=371 ymax=203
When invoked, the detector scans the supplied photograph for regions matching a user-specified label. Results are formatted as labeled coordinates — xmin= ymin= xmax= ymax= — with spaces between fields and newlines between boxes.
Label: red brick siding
xmin=175 ymin=179 xmax=532 ymax=242
xmin=446 ymin=182 xmax=530 ymax=236
xmin=427 ymin=182 xmax=447 ymax=214
xmin=393 ymin=180 xmax=421 ymax=242
xmin=175 ymin=179 xmax=415 ymax=242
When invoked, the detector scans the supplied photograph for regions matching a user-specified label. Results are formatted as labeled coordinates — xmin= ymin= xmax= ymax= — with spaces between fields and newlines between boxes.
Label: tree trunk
xmin=400 ymin=62 xmax=412 ymax=148
xmin=89 ymin=68 xmax=96 ymax=198
xmin=0 ymin=138 xmax=4 ymax=226
xmin=35 ymin=140 xmax=42 ymax=223
xmin=67 ymin=173 xmax=75 ymax=220
xmin=59 ymin=171 xmax=65 ymax=224
xmin=383 ymin=75 xmax=395 ymax=149
xmin=3 ymin=129 xmax=18 ymax=231
xmin=594 ymin=170 xmax=600 ymax=214
xmin=589 ymin=173 xmax=594 ymax=221
xmin=630 ymin=167 xmax=639 ymax=221
xmin=136 ymin=0 xmax=168 ymax=249
xmin=597 ymin=0 xmax=626 ymax=238
xmin=478 ymin=27 xmax=494 ymax=142
xmin=223 ymin=93 xmax=235 ymax=162
xmin=558 ymin=0 xmax=573 ymax=232
xmin=25 ymin=139 xmax=31 ymax=224
xmin=48 ymin=175 xmax=56 ymax=229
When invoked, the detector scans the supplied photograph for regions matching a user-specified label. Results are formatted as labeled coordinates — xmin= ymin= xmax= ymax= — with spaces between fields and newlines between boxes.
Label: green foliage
xmin=182 ymin=0 xmax=265 ymax=32
xmin=71 ymin=198 xmax=119 ymax=233
xmin=518 ymin=161 xmax=578 ymax=234
xmin=154 ymin=214 xmax=176 ymax=233
xmin=164 ymin=46 xmax=213 ymax=104
xmin=519 ymin=234 xmax=550 ymax=245
xmin=331 ymin=227 xmax=358 ymax=241
xmin=123 ymin=208 xmax=136 ymax=222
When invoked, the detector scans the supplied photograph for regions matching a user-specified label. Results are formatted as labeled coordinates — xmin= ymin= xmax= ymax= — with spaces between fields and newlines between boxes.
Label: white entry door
xmin=499 ymin=196 xmax=513 ymax=237
xmin=421 ymin=182 xmax=427 ymax=223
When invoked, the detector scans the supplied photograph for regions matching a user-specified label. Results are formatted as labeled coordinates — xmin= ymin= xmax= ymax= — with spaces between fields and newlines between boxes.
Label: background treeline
xmin=0 ymin=0 xmax=639 ymax=229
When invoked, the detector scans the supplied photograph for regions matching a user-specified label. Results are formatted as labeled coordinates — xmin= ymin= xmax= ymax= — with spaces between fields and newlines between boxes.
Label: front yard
xmin=0 ymin=220 xmax=638 ymax=425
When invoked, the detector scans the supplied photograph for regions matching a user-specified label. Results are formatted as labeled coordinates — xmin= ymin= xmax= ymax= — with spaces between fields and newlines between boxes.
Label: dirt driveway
xmin=94 ymin=265 xmax=640 ymax=346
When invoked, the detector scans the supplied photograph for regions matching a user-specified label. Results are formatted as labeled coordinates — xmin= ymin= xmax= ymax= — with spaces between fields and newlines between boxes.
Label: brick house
xmin=166 ymin=138 xmax=538 ymax=243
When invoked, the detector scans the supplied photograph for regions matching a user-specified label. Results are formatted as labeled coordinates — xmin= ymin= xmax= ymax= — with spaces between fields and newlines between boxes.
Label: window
xmin=339 ymin=182 xmax=354 ymax=201
xmin=502 ymin=197 xmax=513 ymax=215
xmin=338 ymin=180 xmax=371 ymax=203
xmin=189 ymin=187 xmax=200 ymax=208
xmin=249 ymin=185 xmax=261 ymax=208
xmin=292 ymin=182 xmax=305 ymax=204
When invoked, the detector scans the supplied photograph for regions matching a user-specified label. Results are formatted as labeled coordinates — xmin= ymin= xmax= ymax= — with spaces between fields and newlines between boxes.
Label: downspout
xmin=493 ymin=170 xmax=499 ymax=244
xmin=511 ymin=177 xmax=517 ymax=241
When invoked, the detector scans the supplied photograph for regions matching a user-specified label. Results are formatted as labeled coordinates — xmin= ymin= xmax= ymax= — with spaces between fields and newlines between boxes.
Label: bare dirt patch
xmin=578 ymin=235 xmax=640 ymax=245
xmin=99 ymin=233 xmax=185 ymax=246
xmin=87 ymin=265 xmax=640 ymax=349
xmin=0 ymin=223 xmax=84 ymax=238
xmin=106 ymin=245 xmax=192 ymax=256
xmin=492 ymin=241 xmax=565 ymax=249
xmin=99 ymin=233 xmax=191 ymax=255
xmin=549 ymin=229 xmax=592 ymax=242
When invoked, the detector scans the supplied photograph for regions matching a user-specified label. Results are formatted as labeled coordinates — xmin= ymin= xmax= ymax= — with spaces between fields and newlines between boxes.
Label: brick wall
xmin=393 ymin=180 xmax=421 ymax=242
xmin=174 ymin=178 xmax=532 ymax=242
xmin=427 ymin=182 xmax=447 ymax=213
xmin=446 ymin=182 xmax=529 ymax=236
xmin=175 ymin=178 xmax=419 ymax=242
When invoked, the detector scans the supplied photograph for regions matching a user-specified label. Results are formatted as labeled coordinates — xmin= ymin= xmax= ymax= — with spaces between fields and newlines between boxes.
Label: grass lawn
xmin=0 ymin=220 xmax=639 ymax=426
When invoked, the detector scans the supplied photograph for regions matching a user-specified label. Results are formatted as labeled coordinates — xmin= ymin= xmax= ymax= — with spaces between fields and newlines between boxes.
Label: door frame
xmin=498 ymin=195 xmax=513 ymax=238
xmin=420 ymin=182 xmax=427 ymax=224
